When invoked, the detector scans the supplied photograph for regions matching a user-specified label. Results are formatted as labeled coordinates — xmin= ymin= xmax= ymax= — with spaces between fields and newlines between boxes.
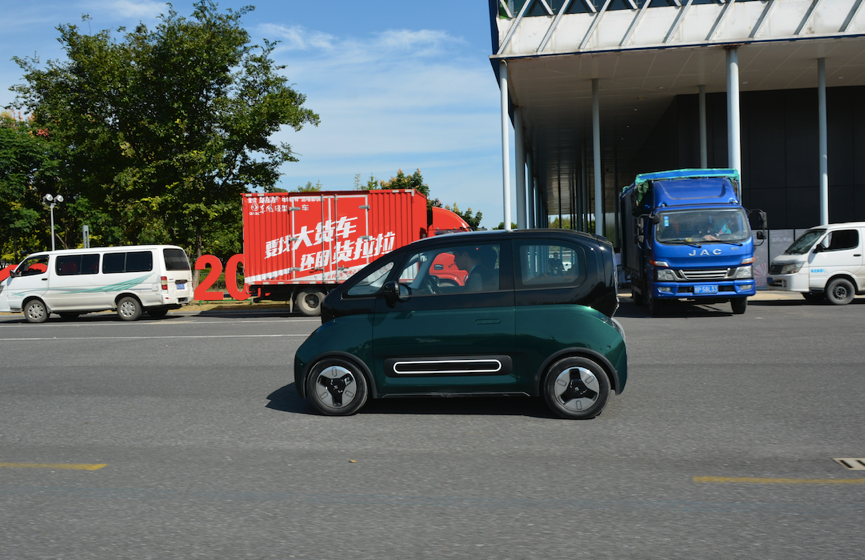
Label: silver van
xmin=0 ymin=245 xmax=193 ymax=322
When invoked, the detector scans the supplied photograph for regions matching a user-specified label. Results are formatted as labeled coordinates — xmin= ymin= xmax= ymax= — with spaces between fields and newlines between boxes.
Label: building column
xmin=515 ymin=107 xmax=527 ymax=230
xmin=527 ymin=152 xmax=535 ymax=228
xmin=592 ymin=78 xmax=602 ymax=236
xmin=726 ymin=48 xmax=742 ymax=179
xmin=818 ymin=58 xmax=829 ymax=225
xmin=500 ymin=61 xmax=512 ymax=231
xmin=699 ymin=84 xmax=708 ymax=169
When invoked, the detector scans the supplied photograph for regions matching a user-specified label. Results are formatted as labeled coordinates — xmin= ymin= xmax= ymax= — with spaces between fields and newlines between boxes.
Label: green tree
xmin=378 ymin=168 xmax=430 ymax=199
xmin=448 ymin=202 xmax=483 ymax=231
xmin=10 ymin=1 xmax=319 ymax=270
xmin=493 ymin=221 xmax=518 ymax=230
xmin=293 ymin=180 xmax=321 ymax=192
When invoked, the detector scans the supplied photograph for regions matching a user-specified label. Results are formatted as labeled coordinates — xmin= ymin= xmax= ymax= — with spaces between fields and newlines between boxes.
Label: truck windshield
xmin=655 ymin=208 xmax=750 ymax=244
xmin=784 ymin=229 xmax=825 ymax=255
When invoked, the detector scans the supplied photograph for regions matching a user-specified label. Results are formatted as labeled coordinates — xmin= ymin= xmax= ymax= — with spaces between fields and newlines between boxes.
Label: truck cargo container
xmin=242 ymin=189 xmax=470 ymax=316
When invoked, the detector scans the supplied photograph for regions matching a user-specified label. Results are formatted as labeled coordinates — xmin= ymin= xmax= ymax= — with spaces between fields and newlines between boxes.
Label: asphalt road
xmin=1 ymin=296 xmax=864 ymax=559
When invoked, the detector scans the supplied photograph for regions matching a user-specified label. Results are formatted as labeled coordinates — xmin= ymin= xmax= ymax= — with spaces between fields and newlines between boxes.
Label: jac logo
xmin=688 ymin=249 xmax=722 ymax=257
xmin=811 ymin=268 xmax=826 ymax=273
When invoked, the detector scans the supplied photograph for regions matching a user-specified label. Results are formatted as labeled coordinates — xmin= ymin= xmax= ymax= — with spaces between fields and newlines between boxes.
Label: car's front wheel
xmin=23 ymin=300 xmax=49 ymax=323
xmin=543 ymin=356 xmax=610 ymax=420
xmin=307 ymin=358 xmax=369 ymax=416
xmin=826 ymin=278 xmax=855 ymax=305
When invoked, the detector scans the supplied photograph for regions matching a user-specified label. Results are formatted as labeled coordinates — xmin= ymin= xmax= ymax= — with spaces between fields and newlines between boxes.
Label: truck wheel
xmin=826 ymin=278 xmax=855 ymax=305
xmin=23 ymin=300 xmax=49 ymax=323
xmin=542 ymin=356 xmax=610 ymax=420
xmin=730 ymin=298 xmax=747 ymax=315
xmin=802 ymin=292 xmax=824 ymax=304
xmin=307 ymin=358 xmax=369 ymax=416
xmin=117 ymin=297 xmax=142 ymax=321
xmin=648 ymin=293 xmax=665 ymax=317
xmin=297 ymin=291 xmax=324 ymax=316
xmin=631 ymin=287 xmax=643 ymax=305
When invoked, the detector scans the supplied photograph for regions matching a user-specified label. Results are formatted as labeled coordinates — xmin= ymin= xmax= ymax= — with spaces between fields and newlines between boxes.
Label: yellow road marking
xmin=0 ymin=462 xmax=106 ymax=471
xmin=695 ymin=476 xmax=865 ymax=485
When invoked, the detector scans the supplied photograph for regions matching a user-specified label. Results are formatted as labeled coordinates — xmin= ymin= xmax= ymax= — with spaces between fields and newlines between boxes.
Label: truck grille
xmin=681 ymin=269 xmax=730 ymax=281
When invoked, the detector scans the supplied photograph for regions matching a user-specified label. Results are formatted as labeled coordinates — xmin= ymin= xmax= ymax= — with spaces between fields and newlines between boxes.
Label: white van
xmin=766 ymin=222 xmax=865 ymax=305
xmin=0 ymin=245 xmax=193 ymax=322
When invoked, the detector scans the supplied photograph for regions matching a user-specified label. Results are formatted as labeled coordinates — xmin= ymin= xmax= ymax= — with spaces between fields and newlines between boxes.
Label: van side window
xmin=17 ymin=256 xmax=49 ymax=276
xmin=56 ymin=254 xmax=100 ymax=276
xmin=103 ymin=251 xmax=153 ymax=274
xmin=516 ymin=243 xmax=587 ymax=289
xmin=824 ymin=230 xmax=859 ymax=251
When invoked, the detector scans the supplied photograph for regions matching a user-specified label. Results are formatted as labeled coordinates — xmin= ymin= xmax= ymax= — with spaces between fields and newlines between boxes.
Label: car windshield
xmin=655 ymin=208 xmax=750 ymax=244
xmin=784 ymin=229 xmax=826 ymax=255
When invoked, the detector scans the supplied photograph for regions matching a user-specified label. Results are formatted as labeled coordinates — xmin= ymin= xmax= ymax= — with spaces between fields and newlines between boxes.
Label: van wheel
xmin=826 ymin=278 xmax=855 ymax=305
xmin=58 ymin=313 xmax=80 ymax=321
xmin=117 ymin=297 xmax=142 ymax=321
xmin=23 ymin=300 xmax=49 ymax=324
xmin=146 ymin=307 xmax=169 ymax=319
xmin=543 ymin=356 xmax=610 ymax=420
xmin=306 ymin=358 xmax=368 ymax=416
xmin=296 ymin=291 xmax=324 ymax=316
xmin=730 ymin=298 xmax=747 ymax=315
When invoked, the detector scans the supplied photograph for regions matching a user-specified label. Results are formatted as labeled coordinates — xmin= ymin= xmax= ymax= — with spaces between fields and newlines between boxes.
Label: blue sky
xmin=1 ymin=1 xmax=508 ymax=227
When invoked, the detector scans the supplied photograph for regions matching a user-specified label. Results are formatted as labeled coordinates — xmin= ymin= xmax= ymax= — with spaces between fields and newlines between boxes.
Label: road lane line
xmin=0 ymin=463 xmax=106 ymax=471
xmin=694 ymin=476 xmax=865 ymax=484
xmin=0 ymin=334 xmax=309 ymax=341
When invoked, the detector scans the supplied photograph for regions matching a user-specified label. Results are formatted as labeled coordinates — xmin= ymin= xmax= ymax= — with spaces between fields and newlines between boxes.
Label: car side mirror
xmin=812 ymin=244 xmax=823 ymax=254
xmin=755 ymin=231 xmax=765 ymax=240
xmin=383 ymin=281 xmax=410 ymax=302
xmin=649 ymin=214 xmax=662 ymax=225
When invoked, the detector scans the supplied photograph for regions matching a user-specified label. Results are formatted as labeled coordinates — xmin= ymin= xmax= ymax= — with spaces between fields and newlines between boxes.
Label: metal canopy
xmin=491 ymin=0 xmax=865 ymax=224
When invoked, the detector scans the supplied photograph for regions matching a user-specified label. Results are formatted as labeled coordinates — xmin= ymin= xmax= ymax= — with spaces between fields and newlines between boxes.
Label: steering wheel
xmin=419 ymin=273 xmax=439 ymax=295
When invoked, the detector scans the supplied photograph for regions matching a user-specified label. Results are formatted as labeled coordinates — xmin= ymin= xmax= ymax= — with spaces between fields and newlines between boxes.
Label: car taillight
xmin=161 ymin=276 xmax=168 ymax=290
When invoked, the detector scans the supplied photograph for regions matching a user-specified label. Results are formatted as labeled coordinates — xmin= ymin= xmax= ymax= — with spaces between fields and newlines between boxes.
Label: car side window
xmin=16 ymin=256 xmax=49 ymax=276
xmin=823 ymin=230 xmax=859 ymax=251
xmin=396 ymin=244 xmax=502 ymax=296
xmin=516 ymin=242 xmax=587 ymax=289
xmin=346 ymin=261 xmax=394 ymax=296
xmin=56 ymin=254 xmax=100 ymax=276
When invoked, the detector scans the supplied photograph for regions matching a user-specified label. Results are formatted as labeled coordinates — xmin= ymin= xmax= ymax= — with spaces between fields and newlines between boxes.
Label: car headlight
xmin=734 ymin=265 xmax=753 ymax=279
xmin=779 ymin=263 xmax=803 ymax=275
xmin=656 ymin=268 xmax=677 ymax=281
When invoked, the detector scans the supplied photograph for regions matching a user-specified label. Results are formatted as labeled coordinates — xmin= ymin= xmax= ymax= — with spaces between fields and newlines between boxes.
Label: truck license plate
xmin=177 ymin=283 xmax=186 ymax=290
xmin=694 ymin=285 xmax=718 ymax=294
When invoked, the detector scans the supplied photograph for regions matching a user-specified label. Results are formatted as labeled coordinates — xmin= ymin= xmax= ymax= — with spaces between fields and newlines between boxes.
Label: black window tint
xmin=126 ymin=251 xmax=153 ymax=273
xmin=81 ymin=254 xmax=100 ymax=275
xmin=826 ymin=230 xmax=859 ymax=251
xmin=55 ymin=254 xmax=99 ymax=276
xmin=163 ymin=248 xmax=190 ymax=271
xmin=516 ymin=243 xmax=587 ymax=289
xmin=102 ymin=253 xmax=126 ymax=274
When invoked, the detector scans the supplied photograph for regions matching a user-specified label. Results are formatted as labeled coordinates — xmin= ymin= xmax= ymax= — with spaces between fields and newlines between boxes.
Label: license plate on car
xmin=694 ymin=285 xmax=718 ymax=294
xmin=176 ymin=283 xmax=186 ymax=290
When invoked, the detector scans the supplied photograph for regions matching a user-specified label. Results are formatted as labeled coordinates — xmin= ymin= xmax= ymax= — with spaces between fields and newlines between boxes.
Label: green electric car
xmin=293 ymin=229 xmax=627 ymax=419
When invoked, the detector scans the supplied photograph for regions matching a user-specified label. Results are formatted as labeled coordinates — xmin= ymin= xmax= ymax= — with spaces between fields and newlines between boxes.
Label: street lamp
xmin=43 ymin=194 xmax=64 ymax=251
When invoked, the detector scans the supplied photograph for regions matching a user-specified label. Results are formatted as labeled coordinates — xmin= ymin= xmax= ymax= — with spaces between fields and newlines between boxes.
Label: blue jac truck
xmin=619 ymin=169 xmax=766 ymax=316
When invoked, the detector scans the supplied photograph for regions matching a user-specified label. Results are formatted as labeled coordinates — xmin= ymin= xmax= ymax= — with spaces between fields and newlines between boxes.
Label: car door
xmin=371 ymin=241 xmax=517 ymax=396
xmin=4 ymin=254 xmax=50 ymax=311
xmin=808 ymin=228 xmax=862 ymax=290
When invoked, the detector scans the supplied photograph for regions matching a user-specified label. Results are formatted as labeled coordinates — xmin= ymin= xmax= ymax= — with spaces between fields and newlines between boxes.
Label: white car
xmin=766 ymin=222 xmax=865 ymax=304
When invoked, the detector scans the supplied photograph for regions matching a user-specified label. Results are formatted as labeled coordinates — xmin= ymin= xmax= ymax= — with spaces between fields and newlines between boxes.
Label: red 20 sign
xmin=194 ymin=254 xmax=249 ymax=301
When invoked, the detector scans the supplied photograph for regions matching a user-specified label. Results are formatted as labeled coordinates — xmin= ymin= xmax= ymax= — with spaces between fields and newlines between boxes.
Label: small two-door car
xmin=294 ymin=229 xmax=627 ymax=419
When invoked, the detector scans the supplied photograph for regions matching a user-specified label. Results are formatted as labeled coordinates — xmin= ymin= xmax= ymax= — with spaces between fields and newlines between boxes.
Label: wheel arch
xmin=826 ymin=273 xmax=860 ymax=294
xmin=297 ymin=351 xmax=377 ymax=400
xmin=534 ymin=348 xmax=621 ymax=396
xmin=114 ymin=292 xmax=142 ymax=307
xmin=22 ymin=296 xmax=50 ymax=315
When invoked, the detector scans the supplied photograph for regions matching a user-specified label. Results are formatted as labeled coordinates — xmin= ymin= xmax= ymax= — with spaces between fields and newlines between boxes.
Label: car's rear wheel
xmin=296 ymin=290 xmax=324 ymax=316
xmin=826 ymin=278 xmax=855 ymax=305
xmin=117 ymin=297 xmax=142 ymax=321
xmin=307 ymin=358 xmax=368 ymax=416
xmin=23 ymin=300 xmax=48 ymax=324
xmin=542 ymin=356 xmax=610 ymax=420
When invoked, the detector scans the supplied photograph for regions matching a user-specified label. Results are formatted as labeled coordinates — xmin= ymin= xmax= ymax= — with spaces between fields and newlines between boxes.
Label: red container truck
xmin=241 ymin=189 xmax=469 ymax=315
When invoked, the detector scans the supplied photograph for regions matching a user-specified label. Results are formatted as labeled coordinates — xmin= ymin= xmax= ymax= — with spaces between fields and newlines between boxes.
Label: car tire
xmin=631 ymin=287 xmax=643 ymax=305
xmin=542 ymin=356 xmax=610 ymax=420
xmin=826 ymin=278 xmax=855 ymax=305
xmin=802 ymin=292 xmax=824 ymax=304
xmin=297 ymin=290 xmax=325 ymax=316
xmin=117 ymin=296 xmax=142 ymax=321
xmin=730 ymin=298 xmax=747 ymax=315
xmin=23 ymin=300 xmax=49 ymax=324
xmin=58 ymin=313 xmax=80 ymax=321
xmin=306 ymin=358 xmax=369 ymax=416
xmin=146 ymin=306 xmax=169 ymax=319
